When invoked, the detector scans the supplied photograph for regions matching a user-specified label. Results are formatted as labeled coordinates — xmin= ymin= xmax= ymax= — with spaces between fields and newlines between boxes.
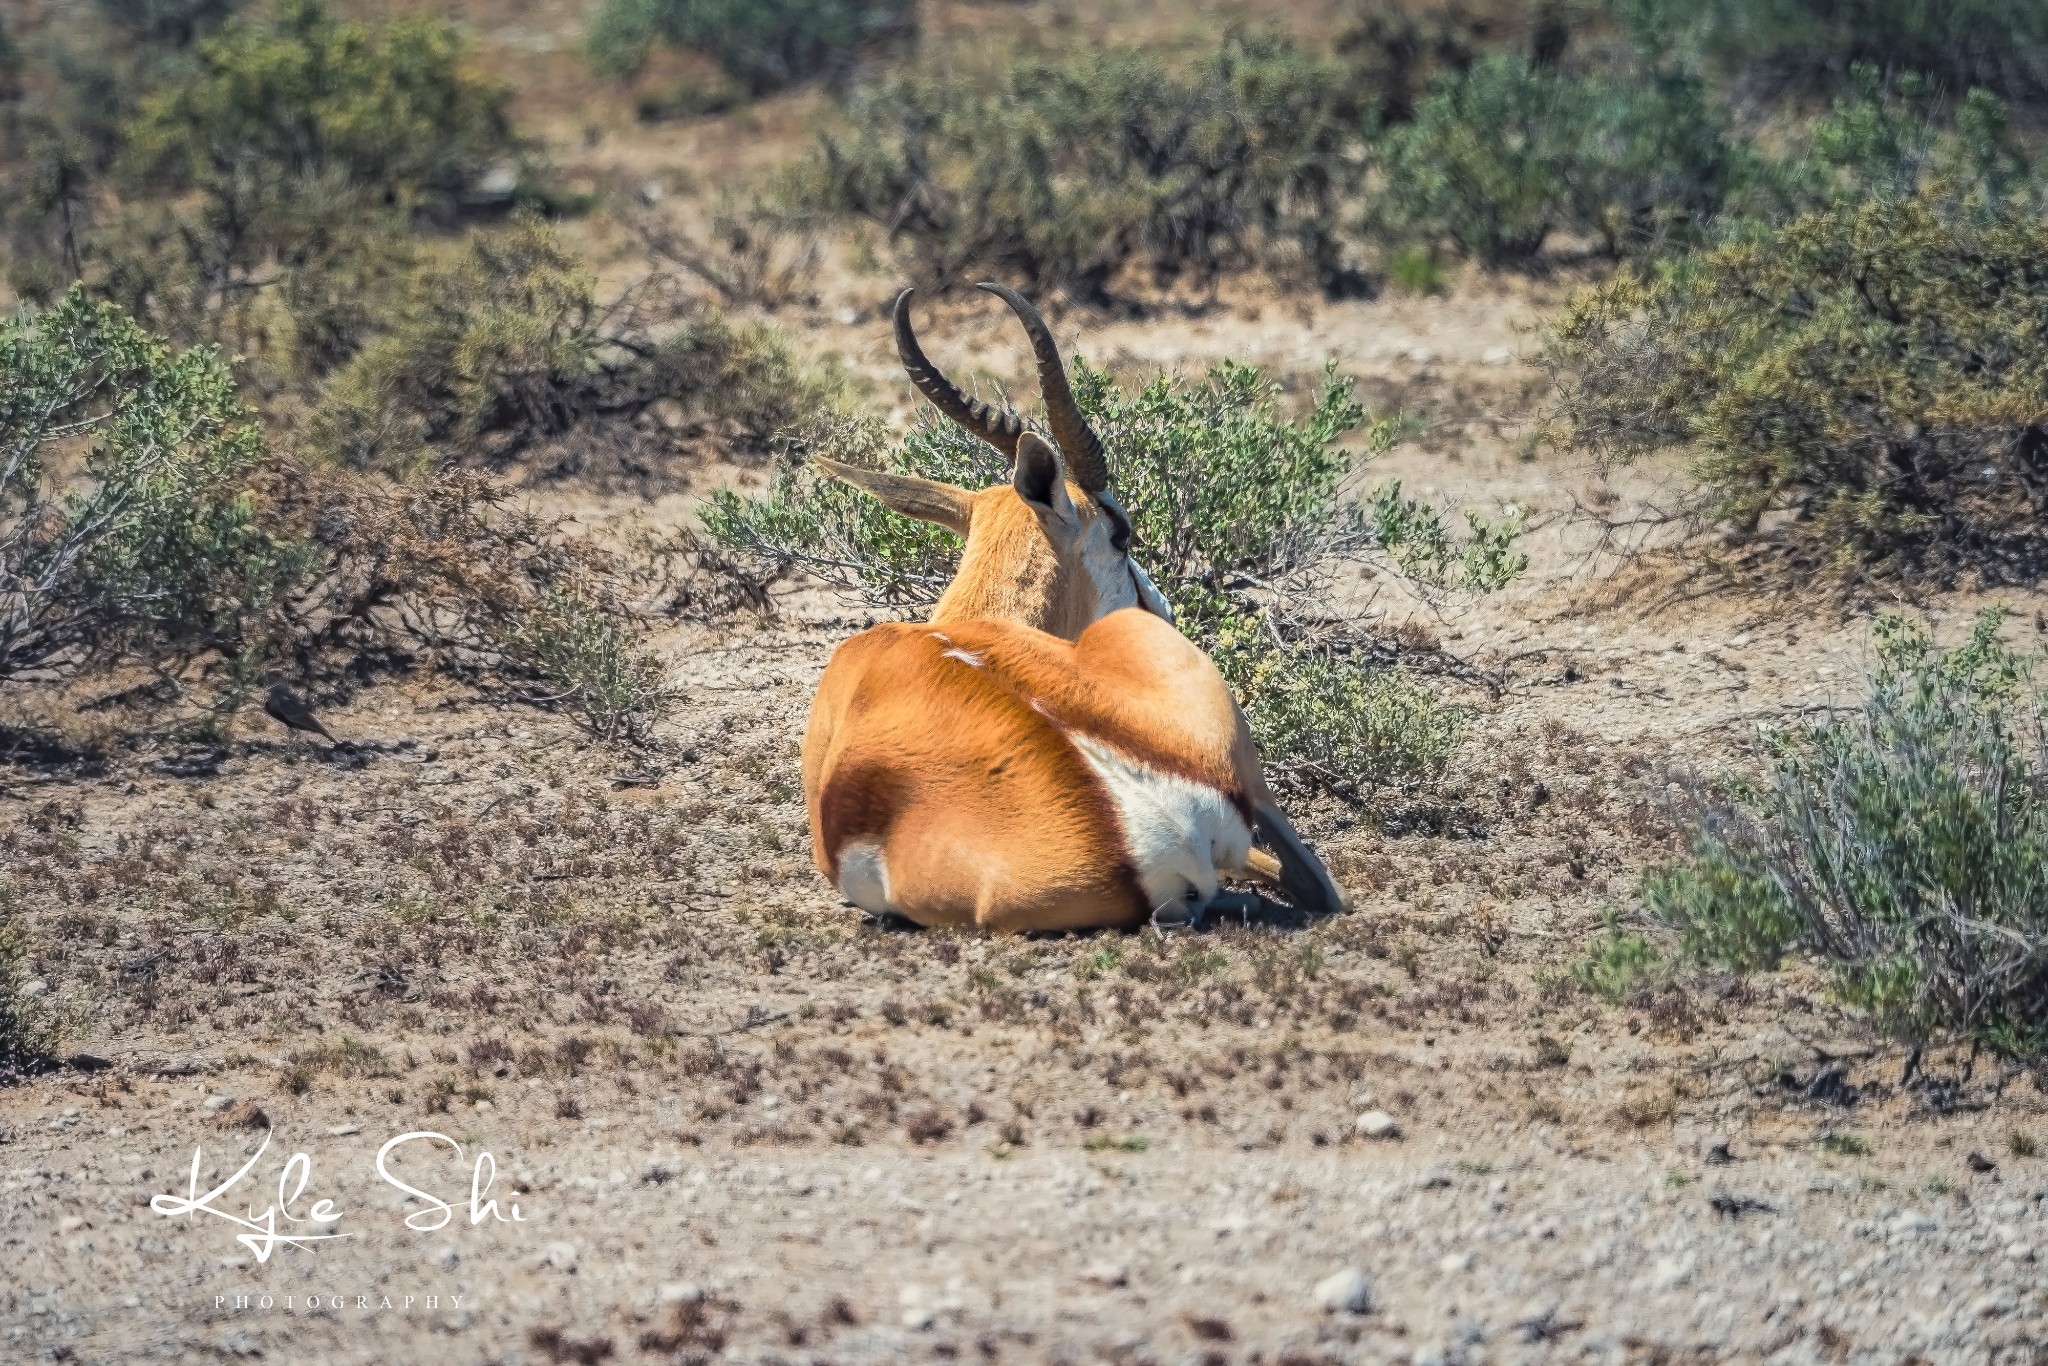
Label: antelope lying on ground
xmin=801 ymin=284 xmax=1343 ymax=932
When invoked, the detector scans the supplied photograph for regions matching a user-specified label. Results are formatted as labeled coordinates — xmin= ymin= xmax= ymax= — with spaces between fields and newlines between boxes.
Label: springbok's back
xmin=800 ymin=285 xmax=1340 ymax=932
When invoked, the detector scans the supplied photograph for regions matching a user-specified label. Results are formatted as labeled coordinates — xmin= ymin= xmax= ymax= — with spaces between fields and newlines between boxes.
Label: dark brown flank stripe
xmin=816 ymin=760 xmax=908 ymax=883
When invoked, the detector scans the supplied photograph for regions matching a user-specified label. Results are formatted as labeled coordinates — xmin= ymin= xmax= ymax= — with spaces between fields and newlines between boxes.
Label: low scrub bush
xmin=1543 ymin=190 xmax=2048 ymax=578
xmin=705 ymin=358 xmax=1524 ymax=795
xmin=307 ymin=215 xmax=837 ymax=476
xmin=123 ymin=0 xmax=513 ymax=211
xmin=0 ymin=289 xmax=293 ymax=683
xmin=1 ymin=290 xmax=676 ymax=741
xmin=1370 ymin=53 xmax=1744 ymax=264
xmin=586 ymin=0 xmax=916 ymax=92
xmin=39 ymin=0 xmax=521 ymax=393
xmin=1644 ymin=610 xmax=2048 ymax=1057
xmin=793 ymin=33 xmax=1363 ymax=297
xmin=1773 ymin=71 xmax=2040 ymax=218
xmin=1617 ymin=0 xmax=2048 ymax=104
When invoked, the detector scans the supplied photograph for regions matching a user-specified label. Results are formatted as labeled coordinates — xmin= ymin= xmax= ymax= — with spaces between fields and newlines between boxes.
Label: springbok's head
xmin=816 ymin=284 xmax=1173 ymax=641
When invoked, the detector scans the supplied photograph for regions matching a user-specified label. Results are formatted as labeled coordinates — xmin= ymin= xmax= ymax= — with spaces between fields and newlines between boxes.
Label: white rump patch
xmin=837 ymin=841 xmax=893 ymax=915
xmin=940 ymin=648 xmax=984 ymax=668
xmin=1070 ymin=735 xmax=1252 ymax=914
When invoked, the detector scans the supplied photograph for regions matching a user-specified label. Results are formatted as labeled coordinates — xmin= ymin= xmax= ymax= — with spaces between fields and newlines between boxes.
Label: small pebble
xmin=542 ymin=1241 xmax=577 ymax=1271
xmin=1356 ymin=1111 xmax=1402 ymax=1141
xmin=326 ymin=1124 xmax=361 ymax=1137
xmin=201 ymin=1095 xmax=236 ymax=1113
xmin=1313 ymin=1267 xmax=1373 ymax=1315
xmin=658 ymin=1283 xmax=704 ymax=1306
xmin=1082 ymin=1263 xmax=1128 ymax=1289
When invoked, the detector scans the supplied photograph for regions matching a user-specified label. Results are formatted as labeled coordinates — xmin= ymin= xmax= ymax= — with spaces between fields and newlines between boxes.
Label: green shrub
xmin=1771 ymin=70 xmax=2040 ymax=218
xmin=0 ymin=288 xmax=298 ymax=682
xmin=307 ymin=215 xmax=836 ymax=475
xmin=1644 ymin=610 xmax=2048 ymax=1056
xmin=0 ymin=290 xmax=675 ymax=742
xmin=502 ymin=588 xmax=670 ymax=743
xmin=1571 ymin=909 xmax=1665 ymax=1002
xmin=794 ymin=33 xmax=1364 ymax=296
xmin=705 ymin=357 xmax=1522 ymax=796
xmin=1371 ymin=53 xmax=1744 ymax=264
xmin=1544 ymin=189 xmax=2048 ymax=577
xmin=1613 ymin=0 xmax=2048 ymax=103
xmin=73 ymin=0 xmax=515 ymax=388
xmin=1209 ymin=623 xmax=1469 ymax=793
xmin=586 ymin=0 xmax=916 ymax=92
xmin=123 ymin=0 xmax=513 ymax=209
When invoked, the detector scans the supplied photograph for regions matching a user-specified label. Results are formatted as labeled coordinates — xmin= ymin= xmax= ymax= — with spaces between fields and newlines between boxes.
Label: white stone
xmin=1650 ymin=1255 xmax=1692 ymax=1290
xmin=1082 ymin=1263 xmax=1128 ymax=1288
xmin=18 ymin=980 xmax=48 ymax=999
xmin=1482 ymin=346 xmax=1514 ymax=365
xmin=2007 ymin=1243 xmax=2035 ymax=1261
xmin=658 ymin=1282 xmax=703 ymax=1305
xmin=901 ymin=1307 xmax=936 ymax=1331
xmin=1889 ymin=1211 xmax=1937 ymax=1237
xmin=1313 ymin=1267 xmax=1373 ymax=1314
xmin=542 ymin=1241 xmax=577 ymax=1271
xmin=201 ymin=1095 xmax=235 ymax=1113
xmin=1438 ymin=1252 xmax=1474 ymax=1274
xmin=326 ymin=1124 xmax=361 ymax=1137
xmin=1356 ymin=1111 xmax=1402 ymax=1140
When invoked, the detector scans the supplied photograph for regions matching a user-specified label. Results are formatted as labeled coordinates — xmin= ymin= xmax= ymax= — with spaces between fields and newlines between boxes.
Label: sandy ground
xmin=5 ymin=295 xmax=2046 ymax=1356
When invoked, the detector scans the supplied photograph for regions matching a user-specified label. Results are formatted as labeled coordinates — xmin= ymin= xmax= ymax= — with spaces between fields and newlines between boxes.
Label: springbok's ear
xmin=1012 ymin=431 xmax=1078 ymax=530
xmin=813 ymin=458 xmax=974 ymax=536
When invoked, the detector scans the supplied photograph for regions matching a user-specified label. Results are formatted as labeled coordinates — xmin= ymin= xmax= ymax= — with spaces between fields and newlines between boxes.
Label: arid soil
xmin=6 ymin=2 xmax=2048 ymax=1363
xmin=6 ymin=283 xmax=2047 ymax=1363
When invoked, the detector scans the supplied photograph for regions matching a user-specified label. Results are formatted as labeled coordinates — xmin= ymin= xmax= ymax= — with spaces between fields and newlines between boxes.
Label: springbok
xmin=800 ymin=284 xmax=1343 ymax=932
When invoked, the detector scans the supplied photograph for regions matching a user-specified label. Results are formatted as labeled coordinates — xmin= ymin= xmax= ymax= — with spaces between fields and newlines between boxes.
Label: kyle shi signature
xmin=149 ymin=1129 xmax=525 ymax=1261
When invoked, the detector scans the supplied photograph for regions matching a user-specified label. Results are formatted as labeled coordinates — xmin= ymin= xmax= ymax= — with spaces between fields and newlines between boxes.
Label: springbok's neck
xmin=931 ymin=520 xmax=1094 ymax=640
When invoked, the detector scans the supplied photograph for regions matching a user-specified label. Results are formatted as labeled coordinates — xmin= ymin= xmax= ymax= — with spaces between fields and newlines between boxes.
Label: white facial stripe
xmin=1129 ymin=560 xmax=1174 ymax=623
xmin=1070 ymin=734 xmax=1253 ymax=913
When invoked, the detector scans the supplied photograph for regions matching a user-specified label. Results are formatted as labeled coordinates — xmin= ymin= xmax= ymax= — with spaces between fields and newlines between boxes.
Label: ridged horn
xmin=893 ymin=287 xmax=1024 ymax=459
xmin=977 ymin=282 xmax=1108 ymax=493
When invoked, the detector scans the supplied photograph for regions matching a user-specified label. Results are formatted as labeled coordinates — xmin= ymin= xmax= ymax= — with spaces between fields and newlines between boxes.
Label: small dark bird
xmin=264 ymin=682 xmax=337 ymax=744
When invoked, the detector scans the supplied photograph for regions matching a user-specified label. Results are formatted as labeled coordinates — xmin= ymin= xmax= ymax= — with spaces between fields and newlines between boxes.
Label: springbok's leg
xmin=1249 ymin=801 xmax=1345 ymax=915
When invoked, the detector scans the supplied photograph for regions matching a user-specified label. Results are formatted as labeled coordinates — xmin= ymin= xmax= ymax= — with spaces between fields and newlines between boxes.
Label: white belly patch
xmin=1070 ymin=735 xmax=1253 ymax=914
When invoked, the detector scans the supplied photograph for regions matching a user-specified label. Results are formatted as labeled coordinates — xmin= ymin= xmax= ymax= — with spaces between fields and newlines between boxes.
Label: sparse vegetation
xmin=1620 ymin=0 xmax=2048 ymax=103
xmin=794 ymin=33 xmax=1365 ymax=297
xmin=0 ymin=288 xmax=288 ymax=684
xmin=307 ymin=215 xmax=835 ymax=477
xmin=1544 ymin=191 xmax=2048 ymax=578
xmin=1370 ymin=53 xmax=1743 ymax=265
xmin=1646 ymin=610 xmax=2048 ymax=1056
xmin=586 ymin=0 xmax=917 ymax=92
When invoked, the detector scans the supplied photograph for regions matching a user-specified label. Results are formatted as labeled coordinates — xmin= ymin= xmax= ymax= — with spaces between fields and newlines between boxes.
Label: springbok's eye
xmin=1104 ymin=505 xmax=1132 ymax=554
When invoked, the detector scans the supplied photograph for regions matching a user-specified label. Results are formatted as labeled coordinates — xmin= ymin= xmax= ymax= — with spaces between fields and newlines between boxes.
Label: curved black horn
xmin=977 ymin=282 xmax=1108 ymax=493
xmin=892 ymin=287 xmax=1024 ymax=460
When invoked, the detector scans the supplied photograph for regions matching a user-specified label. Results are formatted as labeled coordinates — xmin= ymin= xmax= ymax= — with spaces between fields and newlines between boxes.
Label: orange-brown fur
xmin=802 ymin=608 xmax=1271 ymax=932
